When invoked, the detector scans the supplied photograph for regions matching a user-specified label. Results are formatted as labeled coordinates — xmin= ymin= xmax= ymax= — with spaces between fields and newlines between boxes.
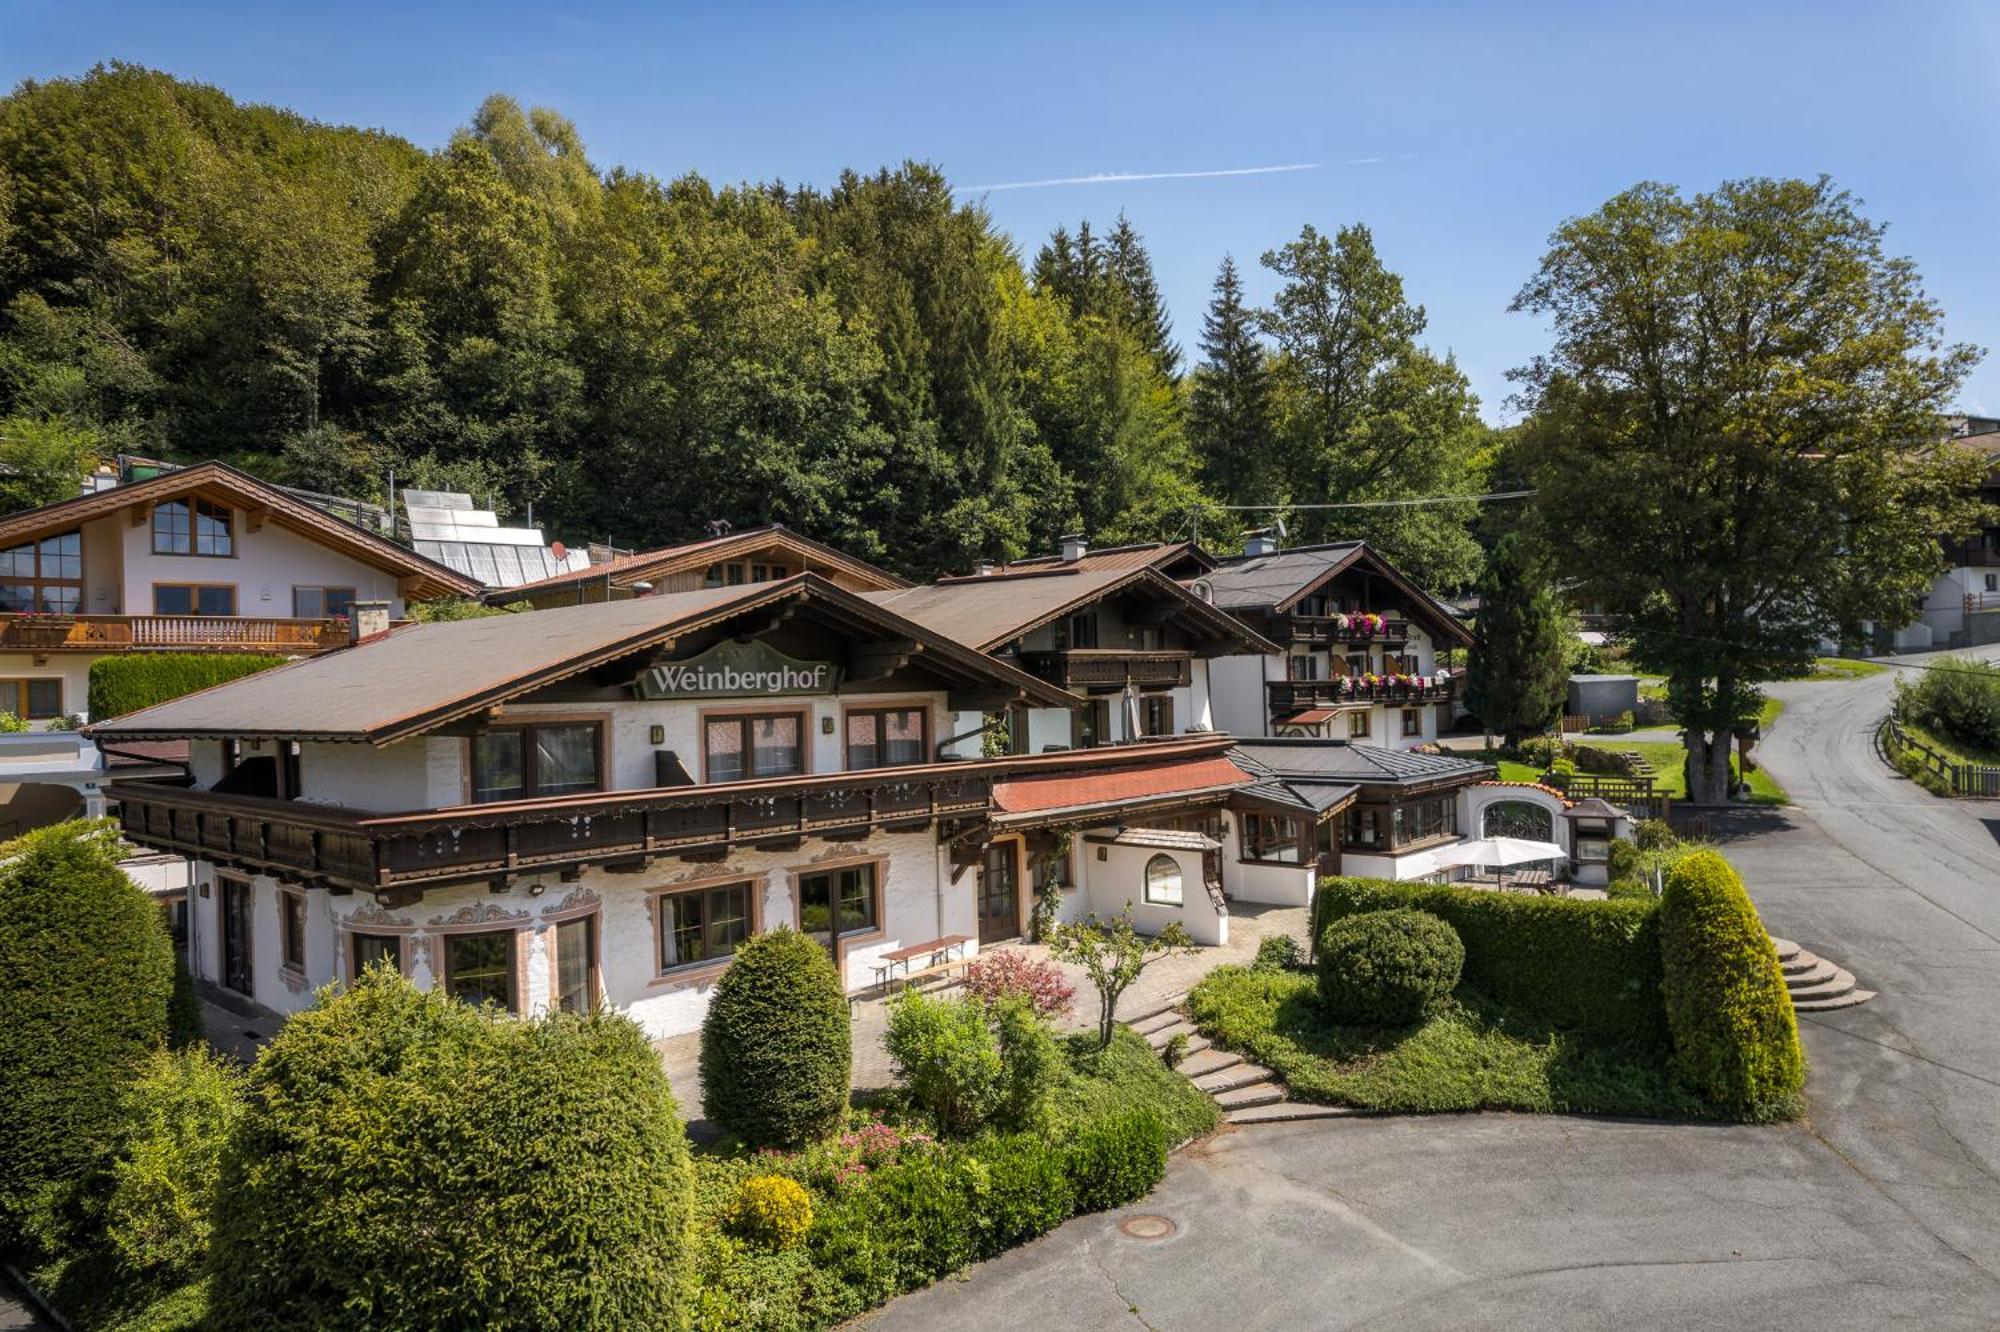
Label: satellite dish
xmin=1191 ymin=578 xmax=1214 ymax=604
xmin=550 ymin=541 xmax=568 ymax=561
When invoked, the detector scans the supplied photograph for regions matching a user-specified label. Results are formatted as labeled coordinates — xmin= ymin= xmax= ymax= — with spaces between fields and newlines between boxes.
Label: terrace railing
xmin=0 ymin=614 xmax=350 ymax=653
xmin=1267 ymin=674 xmax=1456 ymax=714
xmin=1020 ymin=649 xmax=1192 ymax=691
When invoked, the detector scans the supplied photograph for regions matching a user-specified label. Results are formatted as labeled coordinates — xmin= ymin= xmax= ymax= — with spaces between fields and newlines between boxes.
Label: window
xmin=1289 ymin=655 xmax=1319 ymax=681
xmin=0 ymin=679 xmax=62 ymax=720
xmin=1388 ymin=796 xmax=1458 ymax=848
xmin=472 ymin=722 xmax=601 ymax=802
xmin=293 ymin=586 xmax=356 ymax=619
xmin=1345 ymin=806 xmax=1380 ymax=849
xmin=798 ymin=863 xmax=878 ymax=956
xmin=0 ymin=529 xmax=82 ymax=613
xmin=1348 ymin=709 xmax=1372 ymax=738
xmin=1401 ymin=708 xmax=1422 ymax=737
xmin=1242 ymin=812 xmax=1303 ymax=863
xmin=444 ymin=930 xmax=516 ymax=1011
xmin=555 ymin=915 xmax=598 ymax=1012
xmin=220 ymin=877 xmax=253 ymax=995
xmin=750 ymin=562 xmax=790 ymax=583
xmin=1139 ymin=694 xmax=1174 ymax=737
xmin=1072 ymin=699 xmax=1109 ymax=749
xmin=1142 ymin=853 xmax=1184 ymax=906
xmin=846 ymin=707 xmax=928 ymax=769
xmin=152 ymin=498 xmax=233 ymax=556
xmin=1345 ymin=653 xmax=1367 ymax=677
xmin=1987 ymin=573 xmax=1998 ymax=593
xmin=1065 ymin=612 xmax=1099 ymax=650
xmin=351 ymin=932 xmax=401 ymax=976
xmin=153 ymin=584 xmax=236 ymax=616
xmin=703 ymin=711 xmax=804 ymax=783
xmin=704 ymin=562 xmax=747 ymax=587
xmin=657 ymin=881 xmax=753 ymax=972
xmin=1031 ymin=838 xmax=1074 ymax=893
xmin=279 ymin=889 xmax=306 ymax=972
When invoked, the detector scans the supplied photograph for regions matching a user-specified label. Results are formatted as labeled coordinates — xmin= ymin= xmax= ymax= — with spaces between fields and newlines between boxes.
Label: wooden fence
xmin=1541 ymin=770 xmax=1672 ymax=821
xmin=1884 ymin=708 xmax=2000 ymax=798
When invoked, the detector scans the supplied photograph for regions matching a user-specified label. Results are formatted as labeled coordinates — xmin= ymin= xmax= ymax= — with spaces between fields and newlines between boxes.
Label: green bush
xmin=1605 ymin=877 xmax=1654 ymax=903
xmin=87 ymin=654 xmax=286 ymax=721
xmin=206 ymin=970 xmax=694 ymax=1331
xmin=700 ymin=928 xmax=851 ymax=1148
xmin=1605 ymin=837 xmax=1642 ymax=884
xmin=102 ymin=1047 xmax=244 ymax=1281
xmin=1899 ymin=656 xmax=2000 ymax=755
xmin=1658 ymin=852 xmax=1804 ymax=1117
xmin=991 ymin=997 xmax=1059 ymax=1131
xmin=1315 ymin=909 xmax=1464 ymax=1025
xmin=809 ymin=1146 xmax=980 ymax=1299
xmin=1633 ymin=818 xmax=1677 ymax=851
xmin=0 ymin=820 xmax=173 ymax=1248
xmin=726 ymin=1174 xmax=813 ymax=1250
xmin=966 ymin=1133 xmax=1072 ymax=1252
xmin=1063 ymin=1109 xmax=1166 ymax=1213
xmin=1253 ymin=932 xmax=1304 ymax=972
xmin=886 ymin=990 xmax=1003 ymax=1135
xmin=1314 ymin=877 xmax=1667 ymax=1044
xmin=166 ymin=949 xmax=203 ymax=1050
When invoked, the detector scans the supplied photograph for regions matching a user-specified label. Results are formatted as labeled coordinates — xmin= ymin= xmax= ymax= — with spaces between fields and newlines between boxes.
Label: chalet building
xmin=487 ymin=524 xmax=907 ymax=610
xmin=1198 ymin=532 xmax=1475 ymax=749
xmin=860 ymin=555 xmax=1272 ymax=755
xmin=94 ymin=575 xmax=1284 ymax=1036
xmin=0 ymin=462 xmax=477 ymax=727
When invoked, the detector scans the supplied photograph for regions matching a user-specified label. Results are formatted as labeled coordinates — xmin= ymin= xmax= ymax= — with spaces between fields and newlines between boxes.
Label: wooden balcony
xmin=1020 ymin=648 xmax=1192 ymax=691
xmin=1268 ymin=675 xmax=1457 ymax=716
xmin=1271 ymin=616 xmax=1411 ymax=648
xmin=0 ymin=614 xmax=351 ymax=654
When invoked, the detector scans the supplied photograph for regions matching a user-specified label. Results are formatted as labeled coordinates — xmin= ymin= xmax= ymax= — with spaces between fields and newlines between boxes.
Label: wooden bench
xmin=867 ymin=934 xmax=973 ymax=996
xmin=1508 ymin=868 xmax=1558 ymax=895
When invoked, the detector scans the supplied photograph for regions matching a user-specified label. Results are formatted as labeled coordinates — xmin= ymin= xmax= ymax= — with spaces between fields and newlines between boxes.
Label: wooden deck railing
xmin=1883 ymin=708 xmax=2000 ymax=798
xmin=1268 ymin=675 xmax=1456 ymax=714
xmin=1020 ymin=649 xmax=1192 ymax=690
xmin=1271 ymin=616 xmax=1411 ymax=647
xmin=0 ymin=614 xmax=349 ymax=653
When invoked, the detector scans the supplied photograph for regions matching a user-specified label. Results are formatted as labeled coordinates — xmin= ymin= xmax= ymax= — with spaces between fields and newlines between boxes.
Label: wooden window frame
xmin=277 ymin=886 xmax=307 ymax=975
xmin=345 ymin=930 xmax=411 ymax=982
xmin=218 ymin=873 xmax=254 ymax=997
xmin=1401 ymin=707 xmax=1422 ymax=737
xmin=151 ymin=498 xmax=235 ymax=558
xmin=292 ymin=585 xmax=358 ymax=619
xmin=0 ymin=528 xmax=83 ymax=613
xmin=698 ymin=705 xmax=810 ymax=784
xmin=469 ymin=718 xmax=607 ymax=803
xmin=550 ymin=909 xmax=603 ymax=1014
xmin=438 ymin=927 xmax=522 ymax=1014
xmin=842 ymin=704 xmax=931 ymax=771
xmin=151 ymin=582 xmax=238 ymax=616
xmin=1240 ymin=811 xmax=1306 ymax=865
xmin=0 ymin=677 xmax=63 ymax=720
xmin=648 ymin=873 xmax=763 ymax=985
xmin=1140 ymin=693 xmax=1175 ymax=738
xmin=1348 ymin=709 xmax=1372 ymax=739
xmin=790 ymin=854 xmax=888 ymax=969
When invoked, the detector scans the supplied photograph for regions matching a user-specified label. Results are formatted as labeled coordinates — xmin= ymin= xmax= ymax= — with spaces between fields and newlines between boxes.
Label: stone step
xmin=1784 ymin=960 xmax=1839 ymax=989
xmin=1144 ymin=1020 xmax=1197 ymax=1049
xmin=1770 ymin=937 xmax=1802 ymax=964
xmin=1226 ymin=1101 xmax=1364 ymax=1126
xmin=1176 ymin=1047 xmax=1243 ymax=1079
xmin=1781 ymin=952 xmax=1823 ymax=977
xmin=1194 ymin=1063 xmax=1275 ymax=1094
xmin=1788 ymin=968 xmax=1859 ymax=1003
xmin=1212 ymin=1082 xmax=1286 ymax=1111
xmin=1796 ymin=988 xmax=1878 ymax=1013
xmin=1128 ymin=1009 xmax=1183 ymax=1037
xmin=1119 ymin=994 xmax=1187 ymax=1026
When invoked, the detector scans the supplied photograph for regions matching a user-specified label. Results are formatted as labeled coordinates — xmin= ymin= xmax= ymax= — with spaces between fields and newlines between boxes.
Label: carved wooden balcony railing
xmin=1267 ymin=674 xmax=1457 ymax=717
xmin=0 ymin=614 xmax=350 ymax=653
xmin=1269 ymin=616 xmax=1411 ymax=648
xmin=1020 ymin=649 xmax=1193 ymax=691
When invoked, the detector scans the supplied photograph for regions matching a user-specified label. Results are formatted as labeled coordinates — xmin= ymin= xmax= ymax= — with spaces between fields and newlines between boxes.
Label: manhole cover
xmin=1119 ymin=1214 xmax=1177 ymax=1240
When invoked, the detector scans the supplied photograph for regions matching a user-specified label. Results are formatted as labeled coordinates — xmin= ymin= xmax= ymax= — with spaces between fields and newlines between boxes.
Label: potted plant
xmin=8 ymin=609 xmax=76 ymax=645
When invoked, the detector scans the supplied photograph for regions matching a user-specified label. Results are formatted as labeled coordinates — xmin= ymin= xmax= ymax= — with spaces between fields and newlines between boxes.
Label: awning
xmin=1278 ymin=707 xmax=1343 ymax=725
xmin=991 ymin=753 xmax=1252 ymax=822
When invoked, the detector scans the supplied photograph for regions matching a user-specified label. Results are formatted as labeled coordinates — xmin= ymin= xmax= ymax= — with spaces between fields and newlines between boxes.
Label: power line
xmin=1205 ymin=489 xmax=1538 ymax=512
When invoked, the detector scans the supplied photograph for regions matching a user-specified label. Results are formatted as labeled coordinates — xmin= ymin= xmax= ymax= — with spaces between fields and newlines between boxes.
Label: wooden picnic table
xmin=868 ymin=933 xmax=973 ymax=994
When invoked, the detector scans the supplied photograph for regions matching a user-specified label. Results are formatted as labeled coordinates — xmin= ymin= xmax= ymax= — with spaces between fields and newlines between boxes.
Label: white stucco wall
xmin=1207 ymin=653 xmax=1272 ymax=739
xmin=0 ymin=651 xmax=95 ymax=726
xmin=110 ymin=513 xmax=409 ymax=618
xmin=1079 ymin=838 xmax=1225 ymax=946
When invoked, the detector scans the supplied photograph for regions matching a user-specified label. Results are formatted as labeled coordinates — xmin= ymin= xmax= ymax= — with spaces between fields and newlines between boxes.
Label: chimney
xmin=1060 ymin=534 xmax=1088 ymax=563
xmin=1243 ymin=528 xmax=1280 ymax=558
xmin=347 ymin=600 xmax=391 ymax=645
xmin=975 ymin=561 xmax=999 ymax=577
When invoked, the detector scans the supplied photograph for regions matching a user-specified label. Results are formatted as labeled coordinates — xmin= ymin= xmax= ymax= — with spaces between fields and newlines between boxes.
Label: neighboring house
xmin=0 ymin=462 xmax=478 ymax=726
xmin=486 ymin=524 xmax=908 ymax=610
xmin=1194 ymin=532 xmax=1476 ymax=749
xmin=1903 ymin=424 xmax=2000 ymax=650
xmin=95 ymin=576 xmax=1275 ymax=1035
xmin=863 ymin=556 xmax=1272 ymax=756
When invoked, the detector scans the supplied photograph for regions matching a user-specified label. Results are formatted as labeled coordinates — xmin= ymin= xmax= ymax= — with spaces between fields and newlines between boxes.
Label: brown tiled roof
xmin=88 ymin=574 xmax=1074 ymax=745
xmin=992 ymin=752 xmax=1251 ymax=817
xmin=490 ymin=525 xmax=906 ymax=598
xmin=998 ymin=541 xmax=1215 ymax=576
xmin=862 ymin=567 xmax=1275 ymax=655
xmin=1202 ymin=542 xmax=1474 ymax=648
xmin=0 ymin=462 xmax=480 ymax=598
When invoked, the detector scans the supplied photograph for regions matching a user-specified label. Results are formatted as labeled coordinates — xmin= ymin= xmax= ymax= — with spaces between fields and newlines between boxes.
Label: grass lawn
xmin=1187 ymin=967 xmax=1710 ymax=1119
xmin=1796 ymin=656 xmax=1888 ymax=681
xmin=1050 ymin=1026 xmax=1220 ymax=1145
xmin=1901 ymin=715 xmax=2000 ymax=767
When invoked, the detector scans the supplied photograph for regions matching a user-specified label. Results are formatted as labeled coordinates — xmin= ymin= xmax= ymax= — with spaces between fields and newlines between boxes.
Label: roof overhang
xmin=1274 ymin=547 xmax=1475 ymax=649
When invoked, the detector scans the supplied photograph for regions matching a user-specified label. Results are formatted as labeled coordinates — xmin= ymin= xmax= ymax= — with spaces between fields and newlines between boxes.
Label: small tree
xmin=1047 ymin=909 xmax=1197 ymax=1048
xmin=1463 ymin=532 xmax=1570 ymax=747
xmin=699 ymin=928 xmax=851 ymax=1147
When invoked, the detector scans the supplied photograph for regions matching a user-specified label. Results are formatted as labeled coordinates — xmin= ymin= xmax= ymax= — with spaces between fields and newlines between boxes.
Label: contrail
xmin=959 ymin=162 xmax=1322 ymax=193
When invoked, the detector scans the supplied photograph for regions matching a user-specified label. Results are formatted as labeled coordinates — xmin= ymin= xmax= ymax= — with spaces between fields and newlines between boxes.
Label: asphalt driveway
xmin=865 ymin=651 xmax=2000 ymax=1330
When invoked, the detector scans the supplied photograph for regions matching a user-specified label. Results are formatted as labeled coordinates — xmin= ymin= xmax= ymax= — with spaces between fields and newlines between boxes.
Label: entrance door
xmin=220 ymin=877 xmax=253 ymax=995
xmin=978 ymin=842 xmax=1019 ymax=944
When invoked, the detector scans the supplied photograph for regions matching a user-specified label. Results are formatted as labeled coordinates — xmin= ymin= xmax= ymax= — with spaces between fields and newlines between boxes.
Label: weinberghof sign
xmin=635 ymin=639 xmax=840 ymax=700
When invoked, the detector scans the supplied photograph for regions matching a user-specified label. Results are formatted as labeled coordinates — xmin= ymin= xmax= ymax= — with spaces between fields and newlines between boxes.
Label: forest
xmin=0 ymin=65 xmax=1493 ymax=585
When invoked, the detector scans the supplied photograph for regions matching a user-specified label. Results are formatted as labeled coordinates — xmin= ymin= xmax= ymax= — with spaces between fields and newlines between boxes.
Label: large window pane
xmin=0 ymin=584 xmax=33 ymax=612
xmin=0 ymin=544 xmax=32 ymax=577
xmin=152 ymin=501 xmax=191 ymax=554
xmin=195 ymin=585 xmax=235 ymax=615
xmin=658 ymin=883 xmax=750 ymax=971
xmin=472 ymin=730 xmax=525 ymax=802
xmin=845 ymin=713 xmax=879 ymax=770
xmin=880 ymin=709 xmax=924 ymax=766
xmin=800 ymin=865 xmax=876 ymax=957
xmin=445 ymin=931 xmax=514 ymax=1010
xmin=24 ymin=680 xmax=61 ymax=719
xmin=534 ymin=724 xmax=598 ymax=794
xmin=38 ymin=532 xmax=79 ymax=579
xmin=352 ymin=933 xmax=400 ymax=975
xmin=153 ymin=585 xmax=192 ymax=615
xmin=555 ymin=915 xmax=596 ymax=1013
xmin=194 ymin=500 xmax=233 ymax=556
xmin=704 ymin=720 xmax=745 ymax=783
xmin=750 ymin=715 xmax=800 ymax=776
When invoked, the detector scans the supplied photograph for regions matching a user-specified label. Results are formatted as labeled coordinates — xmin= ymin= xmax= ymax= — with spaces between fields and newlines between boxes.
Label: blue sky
xmin=6 ymin=0 xmax=2000 ymax=420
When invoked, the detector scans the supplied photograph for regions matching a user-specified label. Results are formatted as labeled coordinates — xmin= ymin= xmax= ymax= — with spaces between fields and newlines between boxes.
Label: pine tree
xmin=1187 ymin=255 xmax=1274 ymax=506
xmin=1104 ymin=214 xmax=1180 ymax=379
xmin=1462 ymin=533 xmax=1569 ymax=747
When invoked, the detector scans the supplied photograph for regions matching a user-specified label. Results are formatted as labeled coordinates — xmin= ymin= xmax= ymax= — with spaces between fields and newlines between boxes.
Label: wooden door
xmin=221 ymin=878 xmax=253 ymax=995
xmin=978 ymin=842 xmax=1020 ymax=944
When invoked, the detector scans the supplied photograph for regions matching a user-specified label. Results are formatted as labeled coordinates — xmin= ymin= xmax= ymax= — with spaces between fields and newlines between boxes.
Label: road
xmin=865 ymin=652 xmax=2000 ymax=1330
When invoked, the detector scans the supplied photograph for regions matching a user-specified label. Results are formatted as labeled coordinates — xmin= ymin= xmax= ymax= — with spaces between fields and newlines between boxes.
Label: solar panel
xmin=399 ymin=489 xmax=592 ymax=588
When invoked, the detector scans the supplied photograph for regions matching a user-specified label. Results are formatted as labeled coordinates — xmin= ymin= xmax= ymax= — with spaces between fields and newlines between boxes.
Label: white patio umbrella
xmin=1434 ymin=836 xmax=1568 ymax=888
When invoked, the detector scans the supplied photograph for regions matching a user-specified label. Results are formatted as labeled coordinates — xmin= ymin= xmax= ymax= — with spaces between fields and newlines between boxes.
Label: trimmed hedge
xmin=102 ymin=1046 xmax=244 ymax=1282
xmin=700 ymin=928 xmax=852 ymax=1147
xmin=1658 ymin=851 xmax=1804 ymax=1116
xmin=1314 ymin=876 xmax=1666 ymax=1045
xmin=88 ymin=653 xmax=286 ymax=721
xmin=1062 ymin=1108 xmax=1166 ymax=1213
xmin=0 ymin=820 xmax=173 ymax=1246
xmin=207 ymin=970 xmax=694 ymax=1331
xmin=1315 ymin=909 xmax=1463 ymax=1025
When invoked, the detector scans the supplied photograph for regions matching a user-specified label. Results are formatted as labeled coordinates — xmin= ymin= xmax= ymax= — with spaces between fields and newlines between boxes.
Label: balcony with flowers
xmin=1267 ymin=667 xmax=1458 ymax=717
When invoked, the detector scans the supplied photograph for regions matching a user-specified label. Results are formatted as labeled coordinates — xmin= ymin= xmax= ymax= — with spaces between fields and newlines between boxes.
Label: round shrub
xmin=1315 ymin=908 xmax=1463 ymax=1025
xmin=966 ymin=1133 xmax=1072 ymax=1252
xmin=1605 ymin=836 xmax=1642 ymax=884
xmin=207 ymin=969 xmax=694 ymax=1331
xmin=1658 ymin=851 xmax=1804 ymax=1117
xmin=700 ymin=928 xmax=852 ymax=1147
xmin=0 ymin=819 xmax=172 ymax=1246
xmin=1633 ymin=818 xmax=1677 ymax=851
xmin=886 ymin=990 xmax=1003 ymax=1136
xmin=1252 ymin=932 xmax=1304 ymax=972
xmin=103 ymin=1045 xmax=244 ymax=1281
xmin=726 ymin=1174 xmax=813 ymax=1250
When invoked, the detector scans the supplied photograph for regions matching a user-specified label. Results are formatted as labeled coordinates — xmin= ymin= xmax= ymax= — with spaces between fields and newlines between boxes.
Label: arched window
xmin=1142 ymin=853 xmax=1183 ymax=907
xmin=1482 ymin=800 xmax=1554 ymax=841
